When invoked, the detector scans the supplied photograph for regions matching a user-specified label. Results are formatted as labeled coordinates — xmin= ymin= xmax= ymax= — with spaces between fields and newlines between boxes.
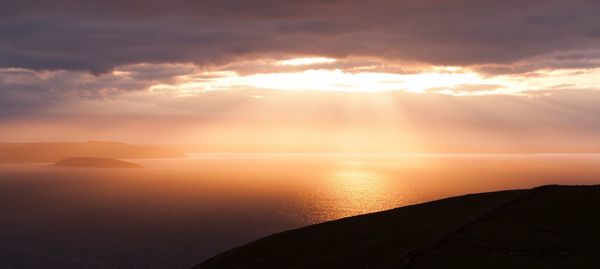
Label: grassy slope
xmin=196 ymin=189 xmax=528 ymax=269
xmin=406 ymin=185 xmax=600 ymax=269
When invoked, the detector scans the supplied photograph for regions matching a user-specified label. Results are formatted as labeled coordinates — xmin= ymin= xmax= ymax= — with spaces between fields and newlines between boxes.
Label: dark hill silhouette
xmin=195 ymin=185 xmax=600 ymax=269
xmin=0 ymin=141 xmax=184 ymax=163
xmin=55 ymin=157 xmax=143 ymax=168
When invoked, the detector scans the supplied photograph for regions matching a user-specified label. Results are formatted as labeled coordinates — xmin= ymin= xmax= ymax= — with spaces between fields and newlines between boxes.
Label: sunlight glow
xmin=277 ymin=57 xmax=337 ymax=66
xmin=152 ymin=68 xmax=496 ymax=94
xmin=143 ymin=59 xmax=600 ymax=96
xmin=237 ymin=70 xmax=487 ymax=93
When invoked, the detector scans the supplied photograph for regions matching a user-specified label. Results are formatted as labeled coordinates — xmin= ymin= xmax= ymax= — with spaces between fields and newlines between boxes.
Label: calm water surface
xmin=1 ymin=153 xmax=600 ymax=268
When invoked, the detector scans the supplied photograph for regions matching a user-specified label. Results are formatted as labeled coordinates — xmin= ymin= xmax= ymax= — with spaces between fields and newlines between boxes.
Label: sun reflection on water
xmin=322 ymin=168 xmax=401 ymax=220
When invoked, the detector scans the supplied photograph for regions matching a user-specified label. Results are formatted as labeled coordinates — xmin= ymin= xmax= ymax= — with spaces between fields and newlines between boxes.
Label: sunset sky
xmin=2 ymin=0 xmax=600 ymax=152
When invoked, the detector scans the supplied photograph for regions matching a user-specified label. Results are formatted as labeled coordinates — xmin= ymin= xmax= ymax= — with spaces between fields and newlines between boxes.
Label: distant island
xmin=195 ymin=185 xmax=600 ymax=269
xmin=0 ymin=141 xmax=185 ymax=163
xmin=55 ymin=157 xmax=144 ymax=168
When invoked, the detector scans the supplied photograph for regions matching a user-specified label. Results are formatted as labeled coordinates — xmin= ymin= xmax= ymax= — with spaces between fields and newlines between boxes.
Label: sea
xmin=1 ymin=153 xmax=599 ymax=268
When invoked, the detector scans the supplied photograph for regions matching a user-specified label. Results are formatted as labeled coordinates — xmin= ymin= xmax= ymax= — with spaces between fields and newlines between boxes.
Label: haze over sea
xmin=1 ymin=153 xmax=600 ymax=268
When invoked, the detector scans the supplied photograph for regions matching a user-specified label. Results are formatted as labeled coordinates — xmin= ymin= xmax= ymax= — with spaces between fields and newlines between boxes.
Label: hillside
xmin=0 ymin=141 xmax=184 ymax=163
xmin=195 ymin=185 xmax=600 ymax=269
xmin=54 ymin=157 xmax=143 ymax=168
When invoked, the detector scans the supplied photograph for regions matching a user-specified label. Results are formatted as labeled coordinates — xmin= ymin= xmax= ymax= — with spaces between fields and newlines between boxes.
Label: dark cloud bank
xmin=1 ymin=0 xmax=600 ymax=73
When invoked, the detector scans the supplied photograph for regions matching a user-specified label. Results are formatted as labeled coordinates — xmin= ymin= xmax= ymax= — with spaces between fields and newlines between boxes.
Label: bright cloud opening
xmin=139 ymin=58 xmax=600 ymax=96
xmin=150 ymin=68 xmax=499 ymax=95
xmin=277 ymin=57 xmax=337 ymax=66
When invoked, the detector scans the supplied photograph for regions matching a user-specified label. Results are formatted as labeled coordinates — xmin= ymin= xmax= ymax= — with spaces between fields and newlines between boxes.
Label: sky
xmin=2 ymin=0 xmax=600 ymax=152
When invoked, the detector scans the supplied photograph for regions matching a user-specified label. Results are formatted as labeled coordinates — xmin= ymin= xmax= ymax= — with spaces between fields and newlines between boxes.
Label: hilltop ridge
xmin=0 ymin=141 xmax=184 ymax=163
xmin=195 ymin=185 xmax=600 ymax=269
xmin=54 ymin=157 xmax=143 ymax=168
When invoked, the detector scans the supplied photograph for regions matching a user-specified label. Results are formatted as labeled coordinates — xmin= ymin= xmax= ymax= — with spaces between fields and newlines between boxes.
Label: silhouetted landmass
xmin=55 ymin=157 xmax=143 ymax=168
xmin=178 ymin=143 xmax=600 ymax=154
xmin=195 ymin=185 xmax=600 ymax=269
xmin=0 ymin=141 xmax=184 ymax=163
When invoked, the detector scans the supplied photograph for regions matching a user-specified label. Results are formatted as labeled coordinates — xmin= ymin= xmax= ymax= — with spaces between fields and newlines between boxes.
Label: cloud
xmin=3 ymin=0 xmax=600 ymax=153
xmin=2 ymin=0 xmax=600 ymax=73
xmin=426 ymin=84 xmax=504 ymax=95
xmin=0 ymin=63 xmax=200 ymax=116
